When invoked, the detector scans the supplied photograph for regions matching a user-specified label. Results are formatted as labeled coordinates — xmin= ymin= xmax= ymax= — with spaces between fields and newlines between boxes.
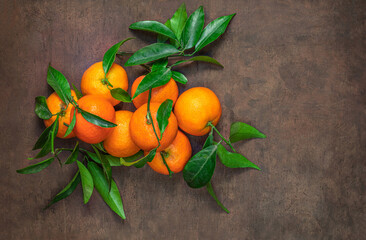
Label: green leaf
xmin=133 ymin=149 xmax=157 ymax=168
xmin=63 ymin=110 xmax=76 ymax=138
xmin=32 ymin=124 xmax=53 ymax=150
xmin=35 ymin=96 xmax=52 ymax=119
xmin=117 ymin=151 xmax=144 ymax=166
xmin=130 ymin=21 xmax=177 ymax=40
xmin=64 ymin=142 xmax=79 ymax=164
xmin=183 ymin=144 xmax=217 ymax=188
xmin=72 ymin=83 xmax=83 ymax=99
xmin=171 ymin=71 xmax=188 ymax=84
xmin=206 ymin=181 xmax=229 ymax=213
xmin=172 ymin=56 xmax=223 ymax=67
xmin=156 ymin=99 xmax=173 ymax=138
xmin=103 ymin=155 xmax=122 ymax=166
xmin=169 ymin=3 xmax=188 ymax=41
xmin=157 ymin=20 xmax=171 ymax=43
xmin=85 ymin=151 xmax=113 ymax=167
xmin=31 ymin=135 xmax=52 ymax=159
xmin=30 ymin=116 xmax=60 ymax=159
xmin=45 ymin=171 xmax=81 ymax=209
xmin=79 ymin=109 xmax=117 ymax=128
xmin=229 ymin=121 xmax=266 ymax=143
xmin=124 ymin=151 xmax=145 ymax=162
xmin=104 ymin=151 xmax=146 ymax=167
xmin=203 ymin=128 xmax=214 ymax=149
xmin=125 ymin=43 xmax=180 ymax=66
xmin=110 ymin=88 xmax=132 ymax=102
xmin=17 ymin=157 xmax=55 ymax=174
xmin=132 ymin=68 xmax=172 ymax=99
xmin=92 ymin=146 xmax=112 ymax=189
xmin=181 ymin=6 xmax=205 ymax=50
xmin=50 ymin=114 xmax=59 ymax=154
xmin=47 ymin=66 xmax=72 ymax=105
xmin=84 ymin=150 xmax=100 ymax=163
xmin=87 ymin=150 xmax=144 ymax=167
xmin=194 ymin=13 xmax=236 ymax=53
xmin=93 ymin=142 xmax=106 ymax=153
xmin=87 ymin=161 xmax=126 ymax=219
xmin=76 ymin=161 xmax=94 ymax=204
xmin=217 ymin=144 xmax=260 ymax=170
xmin=103 ymin=38 xmax=134 ymax=75
xmin=151 ymin=58 xmax=168 ymax=72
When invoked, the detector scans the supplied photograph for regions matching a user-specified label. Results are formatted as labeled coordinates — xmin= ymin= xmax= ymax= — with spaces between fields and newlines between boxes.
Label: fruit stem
xmin=101 ymin=77 xmax=114 ymax=88
xmin=147 ymin=88 xmax=161 ymax=149
xmin=70 ymin=98 xmax=78 ymax=108
xmin=160 ymin=152 xmax=173 ymax=177
xmin=56 ymin=148 xmax=73 ymax=151
xmin=207 ymin=122 xmax=236 ymax=153
xmin=56 ymin=155 xmax=63 ymax=167
xmin=116 ymin=51 xmax=135 ymax=55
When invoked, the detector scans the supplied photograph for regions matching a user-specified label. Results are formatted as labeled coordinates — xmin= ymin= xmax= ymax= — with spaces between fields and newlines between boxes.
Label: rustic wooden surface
xmin=0 ymin=0 xmax=365 ymax=239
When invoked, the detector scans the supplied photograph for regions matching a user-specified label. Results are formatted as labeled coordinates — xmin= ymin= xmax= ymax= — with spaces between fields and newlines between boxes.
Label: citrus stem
xmin=56 ymin=148 xmax=73 ymax=151
xmin=116 ymin=51 xmax=135 ymax=55
xmin=70 ymin=98 xmax=78 ymax=108
xmin=56 ymin=155 xmax=62 ymax=167
xmin=56 ymin=147 xmax=89 ymax=156
xmin=207 ymin=122 xmax=236 ymax=153
xmin=147 ymin=88 xmax=161 ymax=149
xmin=102 ymin=77 xmax=114 ymax=88
xmin=160 ymin=152 xmax=173 ymax=177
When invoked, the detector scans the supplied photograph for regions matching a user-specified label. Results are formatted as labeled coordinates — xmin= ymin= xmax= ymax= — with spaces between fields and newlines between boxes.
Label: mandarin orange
xmin=71 ymin=95 xmax=116 ymax=144
xmin=131 ymin=75 xmax=178 ymax=108
xmin=44 ymin=90 xmax=77 ymax=138
xmin=174 ymin=87 xmax=221 ymax=136
xmin=103 ymin=111 xmax=141 ymax=157
xmin=129 ymin=102 xmax=178 ymax=151
xmin=147 ymin=131 xmax=192 ymax=175
xmin=81 ymin=61 xmax=128 ymax=106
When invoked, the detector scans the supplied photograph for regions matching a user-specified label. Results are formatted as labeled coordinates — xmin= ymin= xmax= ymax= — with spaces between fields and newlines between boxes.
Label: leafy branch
xmin=112 ymin=3 xmax=235 ymax=103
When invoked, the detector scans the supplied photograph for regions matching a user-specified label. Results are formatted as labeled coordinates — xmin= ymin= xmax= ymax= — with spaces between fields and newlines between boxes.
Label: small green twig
xmin=56 ymin=155 xmax=62 ymax=167
xmin=207 ymin=122 xmax=236 ymax=153
xmin=70 ymin=98 xmax=78 ymax=108
xmin=56 ymin=147 xmax=88 ymax=158
xmin=56 ymin=148 xmax=73 ymax=152
xmin=160 ymin=152 xmax=173 ymax=177
xmin=147 ymin=88 xmax=161 ymax=149
xmin=116 ymin=51 xmax=135 ymax=55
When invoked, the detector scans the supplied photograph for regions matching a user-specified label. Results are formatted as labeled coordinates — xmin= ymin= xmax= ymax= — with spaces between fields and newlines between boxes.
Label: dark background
xmin=1 ymin=0 xmax=365 ymax=239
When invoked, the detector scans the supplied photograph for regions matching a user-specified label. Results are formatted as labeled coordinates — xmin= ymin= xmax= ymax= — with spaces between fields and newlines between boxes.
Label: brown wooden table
xmin=1 ymin=0 xmax=365 ymax=239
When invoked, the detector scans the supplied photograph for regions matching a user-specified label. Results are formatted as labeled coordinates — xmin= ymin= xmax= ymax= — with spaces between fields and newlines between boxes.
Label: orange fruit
xmin=174 ymin=87 xmax=222 ymax=136
xmin=71 ymin=95 xmax=116 ymax=144
xmin=131 ymin=75 xmax=178 ymax=108
xmin=103 ymin=111 xmax=140 ymax=157
xmin=129 ymin=102 xmax=178 ymax=151
xmin=147 ymin=131 xmax=192 ymax=175
xmin=44 ymin=90 xmax=77 ymax=139
xmin=81 ymin=61 xmax=128 ymax=106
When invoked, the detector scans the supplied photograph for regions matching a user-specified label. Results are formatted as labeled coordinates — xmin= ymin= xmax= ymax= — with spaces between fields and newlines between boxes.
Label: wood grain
xmin=0 ymin=0 xmax=365 ymax=239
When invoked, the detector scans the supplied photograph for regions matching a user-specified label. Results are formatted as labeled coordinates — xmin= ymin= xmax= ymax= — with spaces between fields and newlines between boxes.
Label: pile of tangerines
xmin=46 ymin=61 xmax=221 ymax=175
xmin=19 ymin=4 xmax=266 ymax=219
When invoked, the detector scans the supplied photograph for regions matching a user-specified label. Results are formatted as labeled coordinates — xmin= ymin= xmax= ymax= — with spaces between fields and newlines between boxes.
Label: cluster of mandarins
xmin=45 ymin=61 xmax=222 ymax=175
